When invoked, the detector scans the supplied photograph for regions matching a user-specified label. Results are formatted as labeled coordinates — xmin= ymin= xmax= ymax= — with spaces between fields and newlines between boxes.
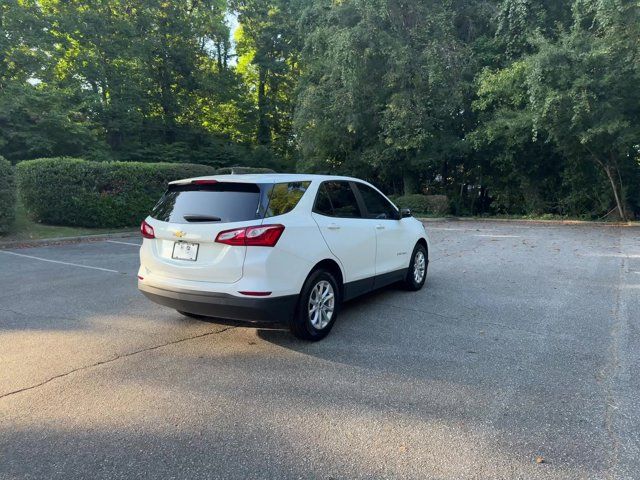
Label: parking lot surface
xmin=1 ymin=221 xmax=639 ymax=479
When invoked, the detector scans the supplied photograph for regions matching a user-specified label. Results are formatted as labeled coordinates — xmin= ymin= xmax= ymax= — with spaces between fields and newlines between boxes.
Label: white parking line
xmin=0 ymin=250 xmax=120 ymax=273
xmin=107 ymin=240 xmax=141 ymax=247
xmin=474 ymin=234 xmax=521 ymax=238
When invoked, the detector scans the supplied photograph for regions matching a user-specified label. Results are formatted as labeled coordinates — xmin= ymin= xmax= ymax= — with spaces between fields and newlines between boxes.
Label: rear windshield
xmin=150 ymin=181 xmax=311 ymax=224
xmin=151 ymin=183 xmax=264 ymax=224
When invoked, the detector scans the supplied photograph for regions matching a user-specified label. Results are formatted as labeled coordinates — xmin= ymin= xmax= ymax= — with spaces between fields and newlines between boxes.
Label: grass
xmin=0 ymin=201 xmax=135 ymax=242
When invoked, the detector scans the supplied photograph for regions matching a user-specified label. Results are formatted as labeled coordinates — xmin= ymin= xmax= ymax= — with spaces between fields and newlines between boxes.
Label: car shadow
xmin=254 ymin=283 xmax=408 ymax=345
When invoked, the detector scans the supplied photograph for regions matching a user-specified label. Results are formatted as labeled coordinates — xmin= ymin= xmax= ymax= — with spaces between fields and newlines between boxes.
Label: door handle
xmin=376 ymin=225 xmax=385 ymax=230
xmin=327 ymin=224 xmax=340 ymax=230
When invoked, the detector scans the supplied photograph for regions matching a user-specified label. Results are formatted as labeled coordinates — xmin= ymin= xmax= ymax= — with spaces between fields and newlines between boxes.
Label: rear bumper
xmin=138 ymin=282 xmax=297 ymax=324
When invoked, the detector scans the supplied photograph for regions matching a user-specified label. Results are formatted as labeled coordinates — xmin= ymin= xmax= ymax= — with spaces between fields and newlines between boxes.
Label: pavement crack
xmin=602 ymin=239 xmax=626 ymax=478
xmin=0 ymin=306 xmax=81 ymax=323
xmin=0 ymin=325 xmax=236 ymax=401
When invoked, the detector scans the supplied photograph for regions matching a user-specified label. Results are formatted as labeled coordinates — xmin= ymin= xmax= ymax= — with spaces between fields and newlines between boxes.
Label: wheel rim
xmin=413 ymin=250 xmax=426 ymax=284
xmin=308 ymin=280 xmax=335 ymax=330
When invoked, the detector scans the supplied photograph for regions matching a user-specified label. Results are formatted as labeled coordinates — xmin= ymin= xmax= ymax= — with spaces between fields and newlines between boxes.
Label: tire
xmin=403 ymin=243 xmax=428 ymax=291
xmin=290 ymin=269 xmax=340 ymax=341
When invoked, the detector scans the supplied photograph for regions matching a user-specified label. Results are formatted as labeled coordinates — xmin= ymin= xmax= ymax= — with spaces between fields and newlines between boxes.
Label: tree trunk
xmin=256 ymin=65 xmax=270 ymax=145
xmin=589 ymin=151 xmax=628 ymax=222
xmin=604 ymin=164 xmax=627 ymax=222
xmin=402 ymin=170 xmax=417 ymax=195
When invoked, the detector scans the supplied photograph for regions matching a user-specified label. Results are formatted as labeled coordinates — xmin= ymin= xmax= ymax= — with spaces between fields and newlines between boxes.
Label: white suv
xmin=138 ymin=174 xmax=430 ymax=340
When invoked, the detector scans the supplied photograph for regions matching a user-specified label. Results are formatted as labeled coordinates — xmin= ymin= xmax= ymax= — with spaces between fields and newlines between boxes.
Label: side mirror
xmin=400 ymin=208 xmax=412 ymax=218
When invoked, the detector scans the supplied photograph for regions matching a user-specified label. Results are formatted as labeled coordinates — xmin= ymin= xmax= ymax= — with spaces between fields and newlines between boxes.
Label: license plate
xmin=172 ymin=241 xmax=199 ymax=261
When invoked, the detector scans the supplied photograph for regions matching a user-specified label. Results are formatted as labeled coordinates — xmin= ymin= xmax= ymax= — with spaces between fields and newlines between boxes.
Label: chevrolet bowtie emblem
xmin=174 ymin=230 xmax=186 ymax=238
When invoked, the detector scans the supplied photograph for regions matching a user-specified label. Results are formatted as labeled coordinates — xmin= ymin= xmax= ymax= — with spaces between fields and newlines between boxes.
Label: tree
xmin=471 ymin=62 xmax=566 ymax=214
xmin=0 ymin=0 xmax=258 ymax=163
xmin=471 ymin=0 xmax=640 ymax=219
xmin=295 ymin=0 xmax=465 ymax=194
xmin=526 ymin=0 xmax=640 ymax=220
xmin=232 ymin=0 xmax=303 ymax=164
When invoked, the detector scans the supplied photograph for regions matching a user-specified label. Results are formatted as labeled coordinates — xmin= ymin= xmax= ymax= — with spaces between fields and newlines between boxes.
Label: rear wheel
xmin=403 ymin=243 xmax=428 ymax=291
xmin=290 ymin=269 xmax=340 ymax=341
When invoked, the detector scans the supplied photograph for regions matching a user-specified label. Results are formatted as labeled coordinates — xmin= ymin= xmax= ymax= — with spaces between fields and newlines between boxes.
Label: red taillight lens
xmin=215 ymin=224 xmax=284 ymax=247
xmin=245 ymin=224 xmax=285 ymax=246
xmin=141 ymin=220 xmax=155 ymax=239
xmin=215 ymin=227 xmax=246 ymax=246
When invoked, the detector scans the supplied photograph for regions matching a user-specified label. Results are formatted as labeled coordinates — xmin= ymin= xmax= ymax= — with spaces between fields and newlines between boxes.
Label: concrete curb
xmin=417 ymin=217 xmax=640 ymax=227
xmin=0 ymin=231 xmax=139 ymax=250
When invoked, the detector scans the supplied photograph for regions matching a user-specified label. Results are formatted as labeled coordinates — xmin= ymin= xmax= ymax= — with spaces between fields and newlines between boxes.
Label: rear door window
xmin=151 ymin=183 xmax=263 ymax=224
xmin=313 ymin=183 xmax=334 ymax=216
xmin=313 ymin=181 xmax=362 ymax=218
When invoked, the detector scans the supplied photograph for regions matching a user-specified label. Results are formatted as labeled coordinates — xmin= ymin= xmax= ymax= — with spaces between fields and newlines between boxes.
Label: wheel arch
xmin=308 ymin=258 xmax=345 ymax=299
xmin=416 ymin=237 xmax=429 ymax=259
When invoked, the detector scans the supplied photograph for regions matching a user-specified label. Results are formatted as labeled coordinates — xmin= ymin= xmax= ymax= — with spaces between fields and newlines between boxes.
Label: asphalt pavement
xmin=1 ymin=221 xmax=639 ymax=479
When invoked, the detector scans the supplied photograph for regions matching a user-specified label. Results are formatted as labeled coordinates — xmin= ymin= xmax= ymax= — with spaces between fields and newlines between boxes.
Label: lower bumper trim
xmin=139 ymin=283 xmax=297 ymax=324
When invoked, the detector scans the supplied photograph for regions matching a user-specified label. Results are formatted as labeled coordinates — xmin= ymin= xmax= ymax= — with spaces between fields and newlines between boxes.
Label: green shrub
xmin=0 ymin=156 xmax=16 ymax=233
xmin=117 ymin=141 xmax=284 ymax=172
xmin=392 ymin=194 xmax=450 ymax=215
xmin=17 ymin=158 xmax=216 ymax=228
xmin=214 ymin=166 xmax=276 ymax=174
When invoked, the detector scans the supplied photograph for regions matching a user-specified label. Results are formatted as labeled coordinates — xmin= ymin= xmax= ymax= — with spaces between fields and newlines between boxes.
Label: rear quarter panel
xmin=244 ymin=208 xmax=341 ymax=296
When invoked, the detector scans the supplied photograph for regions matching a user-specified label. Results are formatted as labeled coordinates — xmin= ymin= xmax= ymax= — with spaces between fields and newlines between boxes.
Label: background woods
xmin=1 ymin=0 xmax=639 ymax=219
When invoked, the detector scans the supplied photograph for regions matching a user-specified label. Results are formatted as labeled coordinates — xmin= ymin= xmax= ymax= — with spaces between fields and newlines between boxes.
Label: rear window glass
xmin=151 ymin=183 xmax=263 ymax=224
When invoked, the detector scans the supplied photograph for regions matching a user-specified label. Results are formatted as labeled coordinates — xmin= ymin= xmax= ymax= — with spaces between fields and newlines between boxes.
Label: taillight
xmin=215 ymin=227 xmax=246 ymax=246
xmin=245 ymin=225 xmax=285 ymax=246
xmin=141 ymin=220 xmax=155 ymax=239
xmin=215 ymin=224 xmax=284 ymax=247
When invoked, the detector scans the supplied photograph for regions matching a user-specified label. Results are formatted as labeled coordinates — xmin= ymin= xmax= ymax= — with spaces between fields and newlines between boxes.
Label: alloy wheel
xmin=308 ymin=280 xmax=335 ymax=329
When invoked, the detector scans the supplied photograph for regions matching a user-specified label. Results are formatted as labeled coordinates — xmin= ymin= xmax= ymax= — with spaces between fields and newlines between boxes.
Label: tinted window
xmin=314 ymin=181 xmax=361 ymax=218
xmin=314 ymin=184 xmax=334 ymax=216
xmin=264 ymin=181 xmax=311 ymax=217
xmin=151 ymin=183 xmax=262 ymax=224
xmin=356 ymin=183 xmax=398 ymax=219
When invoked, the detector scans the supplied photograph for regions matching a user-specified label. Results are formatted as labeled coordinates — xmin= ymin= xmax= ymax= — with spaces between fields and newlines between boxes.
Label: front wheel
xmin=290 ymin=269 xmax=340 ymax=341
xmin=403 ymin=243 xmax=428 ymax=291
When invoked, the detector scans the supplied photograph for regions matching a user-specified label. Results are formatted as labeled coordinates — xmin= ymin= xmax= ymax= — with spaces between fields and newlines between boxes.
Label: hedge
xmin=0 ymin=156 xmax=16 ymax=233
xmin=391 ymin=194 xmax=450 ymax=216
xmin=17 ymin=158 xmax=216 ymax=228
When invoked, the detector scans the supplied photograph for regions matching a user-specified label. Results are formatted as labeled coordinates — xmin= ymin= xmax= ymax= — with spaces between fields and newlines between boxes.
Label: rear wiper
xmin=183 ymin=214 xmax=222 ymax=222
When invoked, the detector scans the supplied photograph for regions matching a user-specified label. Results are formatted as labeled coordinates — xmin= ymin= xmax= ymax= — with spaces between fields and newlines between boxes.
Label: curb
xmin=0 ymin=231 xmax=139 ymax=250
xmin=417 ymin=217 xmax=639 ymax=227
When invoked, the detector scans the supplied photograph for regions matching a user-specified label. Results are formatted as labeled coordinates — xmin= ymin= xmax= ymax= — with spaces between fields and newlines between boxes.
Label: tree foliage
xmin=295 ymin=0 xmax=465 ymax=194
xmin=1 ymin=0 xmax=639 ymax=219
xmin=0 ymin=155 xmax=16 ymax=232
xmin=474 ymin=0 xmax=640 ymax=218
